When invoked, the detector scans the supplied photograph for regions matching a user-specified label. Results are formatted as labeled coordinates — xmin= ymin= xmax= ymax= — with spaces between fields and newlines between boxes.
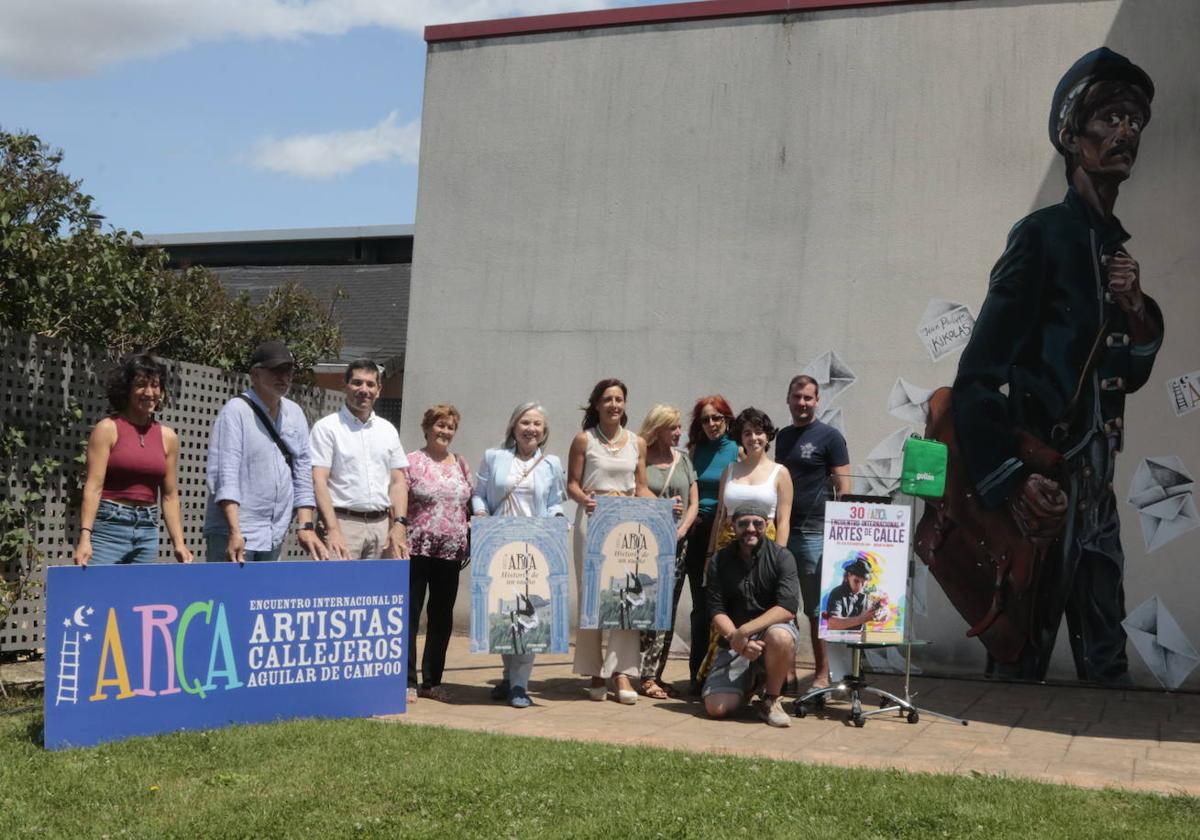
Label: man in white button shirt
xmin=310 ymin=359 xmax=410 ymax=559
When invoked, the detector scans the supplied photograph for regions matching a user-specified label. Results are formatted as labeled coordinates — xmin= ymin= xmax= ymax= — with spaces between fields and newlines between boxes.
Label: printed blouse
xmin=406 ymin=449 xmax=473 ymax=562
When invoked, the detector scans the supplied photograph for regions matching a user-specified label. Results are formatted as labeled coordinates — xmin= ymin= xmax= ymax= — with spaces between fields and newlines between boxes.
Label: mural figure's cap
xmin=731 ymin=501 xmax=772 ymax=522
xmin=250 ymin=340 xmax=295 ymax=369
xmin=844 ymin=557 xmax=872 ymax=579
xmin=1050 ymin=47 xmax=1154 ymax=153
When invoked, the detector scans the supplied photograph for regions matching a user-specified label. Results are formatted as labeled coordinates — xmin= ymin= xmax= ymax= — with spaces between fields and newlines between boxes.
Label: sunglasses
xmin=701 ymin=415 xmax=727 ymax=425
xmin=734 ymin=518 xmax=766 ymax=530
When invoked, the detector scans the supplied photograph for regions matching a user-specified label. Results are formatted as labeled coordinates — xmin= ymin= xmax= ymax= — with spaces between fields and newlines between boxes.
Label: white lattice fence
xmin=0 ymin=331 xmax=343 ymax=652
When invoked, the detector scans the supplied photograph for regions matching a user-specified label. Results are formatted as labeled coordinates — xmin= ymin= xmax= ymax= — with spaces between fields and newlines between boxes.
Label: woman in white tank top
xmin=706 ymin=407 xmax=793 ymax=556
xmin=567 ymin=378 xmax=652 ymax=704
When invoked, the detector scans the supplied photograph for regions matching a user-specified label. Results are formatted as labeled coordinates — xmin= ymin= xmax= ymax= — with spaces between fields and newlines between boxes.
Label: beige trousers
xmin=335 ymin=515 xmax=390 ymax=560
xmin=572 ymin=521 xmax=640 ymax=678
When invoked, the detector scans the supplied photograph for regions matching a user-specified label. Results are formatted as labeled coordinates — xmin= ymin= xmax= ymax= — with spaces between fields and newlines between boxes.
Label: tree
xmin=0 ymin=129 xmax=341 ymax=370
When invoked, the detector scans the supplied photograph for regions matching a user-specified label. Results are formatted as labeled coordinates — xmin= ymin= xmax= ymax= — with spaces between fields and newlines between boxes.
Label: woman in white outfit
xmin=472 ymin=402 xmax=566 ymax=708
xmin=707 ymin=406 xmax=792 ymax=556
xmin=567 ymin=378 xmax=653 ymax=704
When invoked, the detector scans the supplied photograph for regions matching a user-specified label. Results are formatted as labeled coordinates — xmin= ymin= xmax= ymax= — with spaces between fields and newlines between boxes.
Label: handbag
xmin=914 ymin=316 xmax=1111 ymax=663
xmin=913 ymin=388 xmax=1062 ymax=663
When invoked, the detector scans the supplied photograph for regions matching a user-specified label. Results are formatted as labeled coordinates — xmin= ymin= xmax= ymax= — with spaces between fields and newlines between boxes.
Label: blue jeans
xmin=788 ymin=530 xmax=825 ymax=618
xmin=204 ymin=532 xmax=281 ymax=563
xmin=89 ymin=500 xmax=160 ymax=565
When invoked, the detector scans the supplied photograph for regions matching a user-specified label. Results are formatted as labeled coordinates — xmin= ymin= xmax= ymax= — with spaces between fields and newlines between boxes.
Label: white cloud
xmin=0 ymin=0 xmax=611 ymax=79
xmin=250 ymin=111 xmax=421 ymax=179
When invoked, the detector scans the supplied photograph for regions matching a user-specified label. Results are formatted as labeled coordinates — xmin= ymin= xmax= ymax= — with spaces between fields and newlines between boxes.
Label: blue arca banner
xmin=44 ymin=559 xmax=408 ymax=750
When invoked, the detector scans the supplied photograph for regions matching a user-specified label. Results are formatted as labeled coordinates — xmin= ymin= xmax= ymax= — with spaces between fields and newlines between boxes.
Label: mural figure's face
xmin=847 ymin=573 xmax=867 ymax=594
xmin=787 ymin=382 xmax=819 ymax=425
xmin=1065 ymin=90 xmax=1146 ymax=183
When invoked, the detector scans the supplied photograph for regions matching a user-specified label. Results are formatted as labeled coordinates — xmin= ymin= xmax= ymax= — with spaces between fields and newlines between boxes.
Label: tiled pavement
xmin=382 ymin=636 xmax=1200 ymax=796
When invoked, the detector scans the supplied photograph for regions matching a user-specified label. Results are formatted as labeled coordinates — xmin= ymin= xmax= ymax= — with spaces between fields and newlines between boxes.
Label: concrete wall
xmin=406 ymin=0 xmax=1200 ymax=687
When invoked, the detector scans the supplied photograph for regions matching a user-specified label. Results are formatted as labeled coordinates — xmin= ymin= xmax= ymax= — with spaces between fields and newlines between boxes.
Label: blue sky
xmin=0 ymin=1 xmax=662 ymax=236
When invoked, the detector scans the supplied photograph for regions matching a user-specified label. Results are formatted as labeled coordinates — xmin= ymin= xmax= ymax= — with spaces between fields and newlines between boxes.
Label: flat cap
xmin=731 ymin=501 xmax=773 ymax=522
xmin=249 ymin=340 xmax=294 ymax=370
xmin=1050 ymin=47 xmax=1153 ymax=153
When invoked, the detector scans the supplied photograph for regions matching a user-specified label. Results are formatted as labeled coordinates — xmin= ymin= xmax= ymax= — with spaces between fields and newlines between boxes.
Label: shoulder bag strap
xmin=657 ymin=451 xmax=680 ymax=498
xmin=238 ymin=394 xmax=295 ymax=476
xmin=493 ymin=452 xmax=547 ymax=511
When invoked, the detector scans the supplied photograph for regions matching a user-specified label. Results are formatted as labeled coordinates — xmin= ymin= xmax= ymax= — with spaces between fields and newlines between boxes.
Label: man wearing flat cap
xmin=702 ymin=501 xmax=801 ymax=727
xmin=203 ymin=340 xmax=328 ymax=563
xmin=951 ymin=48 xmax=1163 ymax=684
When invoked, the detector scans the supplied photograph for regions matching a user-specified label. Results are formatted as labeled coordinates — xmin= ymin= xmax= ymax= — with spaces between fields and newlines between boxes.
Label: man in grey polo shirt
xmin=310 ymin=359 xmax=410 ymax=560
xmin=703 ymin=501 xmax=801 ymax=728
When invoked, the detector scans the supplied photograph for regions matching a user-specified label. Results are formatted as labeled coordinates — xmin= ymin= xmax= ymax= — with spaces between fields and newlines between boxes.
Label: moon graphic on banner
xmin=73 ymin=605 xmax=89 ymax=627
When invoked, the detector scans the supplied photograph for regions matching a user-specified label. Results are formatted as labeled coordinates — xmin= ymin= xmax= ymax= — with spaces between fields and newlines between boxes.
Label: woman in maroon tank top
xmin=73 ymin=354 xmax=193 ymax=566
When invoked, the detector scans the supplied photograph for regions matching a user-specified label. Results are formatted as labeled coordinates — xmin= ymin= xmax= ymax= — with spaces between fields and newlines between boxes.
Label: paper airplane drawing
xmin=1122 ymin=596 xmax=1200 ymax=690
xmin=801 ymin=350 xmax=857 ymax=403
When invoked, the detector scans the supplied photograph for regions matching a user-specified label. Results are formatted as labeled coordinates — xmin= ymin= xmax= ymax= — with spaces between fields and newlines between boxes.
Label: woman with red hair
xmin=680 ymin=395 xmax=739 ymax=693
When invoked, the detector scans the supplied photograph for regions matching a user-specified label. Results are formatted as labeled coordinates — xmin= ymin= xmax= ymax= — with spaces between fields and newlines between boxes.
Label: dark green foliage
xmin=0 ymin=130 xmax=340 ymax=372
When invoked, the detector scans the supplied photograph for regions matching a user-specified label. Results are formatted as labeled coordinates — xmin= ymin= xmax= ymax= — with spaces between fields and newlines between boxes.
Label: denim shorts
xmin=788 ymin=531 xmax=825 ymax=618
xmin=89 ymin=499 xmax=160 ymax=565
xmin=701 ymin=622 xmax=801 ymax=699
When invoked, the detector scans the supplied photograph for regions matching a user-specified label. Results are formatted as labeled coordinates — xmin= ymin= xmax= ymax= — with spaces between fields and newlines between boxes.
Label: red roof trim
xmin=425 ymin=0 xmax=936 ymax=44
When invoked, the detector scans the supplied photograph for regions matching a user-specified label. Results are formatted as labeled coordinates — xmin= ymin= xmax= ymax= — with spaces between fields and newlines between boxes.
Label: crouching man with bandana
xmin=702 ymin=501 xmax=802 ymax=727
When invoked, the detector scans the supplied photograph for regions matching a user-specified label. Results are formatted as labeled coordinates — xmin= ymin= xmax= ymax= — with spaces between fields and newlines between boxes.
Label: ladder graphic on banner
xmin=55 ymin=631 xmax=81 ymax=706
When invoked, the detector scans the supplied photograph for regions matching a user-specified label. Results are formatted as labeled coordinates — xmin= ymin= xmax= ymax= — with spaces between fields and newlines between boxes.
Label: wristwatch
xmin=393 ymin=516 xmax=409 ymax=527
xmin=300 ymin=522 xmax=316 ymax=532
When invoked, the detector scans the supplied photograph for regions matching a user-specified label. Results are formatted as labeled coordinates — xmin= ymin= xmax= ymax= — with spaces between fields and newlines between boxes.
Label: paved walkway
xmin=7 ymin=638 xmax=1198 ymax=795
xmin=383 ymin=636 xmax=1200 ymax=796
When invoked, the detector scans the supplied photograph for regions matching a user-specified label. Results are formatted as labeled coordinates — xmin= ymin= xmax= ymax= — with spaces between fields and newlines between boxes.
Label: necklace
xmin=512 ymin=455 xmax=538 ymax=487
xmin=595 ymin=425 xmax=625 ymax=454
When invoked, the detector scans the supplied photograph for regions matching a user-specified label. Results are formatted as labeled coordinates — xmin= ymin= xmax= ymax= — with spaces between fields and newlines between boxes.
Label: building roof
xmin=140 ymin=225 xmax=414 ymax=246
xmin=424 ymin=0 xmax=954 ymax=43
xmin=210 ymin=264 xmax=410 ymax=367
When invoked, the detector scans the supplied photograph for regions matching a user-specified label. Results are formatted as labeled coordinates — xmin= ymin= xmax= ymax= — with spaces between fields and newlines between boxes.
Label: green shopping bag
xmin=901 ymin=435 xmax=947 ymax=498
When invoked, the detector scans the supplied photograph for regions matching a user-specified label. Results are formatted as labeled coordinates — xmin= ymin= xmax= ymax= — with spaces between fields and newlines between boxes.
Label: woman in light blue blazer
xmin=471 ymin=401 xmax=566 ymax=707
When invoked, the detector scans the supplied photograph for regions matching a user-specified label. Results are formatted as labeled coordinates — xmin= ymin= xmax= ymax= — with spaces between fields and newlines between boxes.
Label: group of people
xmin=72 ymin=341 xmax=850 ymax=727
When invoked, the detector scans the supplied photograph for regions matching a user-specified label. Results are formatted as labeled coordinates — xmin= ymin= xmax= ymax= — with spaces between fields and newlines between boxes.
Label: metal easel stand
xmin=792 ymin=493 xmax=968 ymax=728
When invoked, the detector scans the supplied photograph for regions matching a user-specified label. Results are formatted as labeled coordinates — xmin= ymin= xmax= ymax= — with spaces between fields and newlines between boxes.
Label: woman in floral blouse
xmin=405 ymin=404 xmax=473 ymax=702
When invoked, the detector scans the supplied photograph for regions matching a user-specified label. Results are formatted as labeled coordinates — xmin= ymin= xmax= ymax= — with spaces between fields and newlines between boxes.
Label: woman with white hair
xmin=472 ymin=401 xmax=566 ymax=708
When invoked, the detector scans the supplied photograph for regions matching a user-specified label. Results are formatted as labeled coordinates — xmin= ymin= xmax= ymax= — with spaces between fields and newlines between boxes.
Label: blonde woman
xmin=636 ymin=404 xmax=699 ymax=699
xmin=472 ymin=401 xmax=566 ymax=708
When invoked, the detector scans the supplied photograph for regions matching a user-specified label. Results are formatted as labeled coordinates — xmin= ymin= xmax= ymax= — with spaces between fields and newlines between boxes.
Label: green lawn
xmin=2 ymin=697 xmax=1196 ymax=839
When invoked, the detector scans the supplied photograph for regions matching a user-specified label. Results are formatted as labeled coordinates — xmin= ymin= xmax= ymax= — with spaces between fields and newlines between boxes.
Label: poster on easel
xmin=580 ymin=496 xmax=676 ymax=630
xmin=469 ymin=517 xmax=570 ymax=654
xmin=818 ymin=501 xmax=910 ymax=644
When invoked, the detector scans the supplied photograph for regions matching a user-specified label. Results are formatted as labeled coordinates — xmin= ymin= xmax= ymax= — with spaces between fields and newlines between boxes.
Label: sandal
xmin=639 ymin=679 xmax=669 ymax=700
